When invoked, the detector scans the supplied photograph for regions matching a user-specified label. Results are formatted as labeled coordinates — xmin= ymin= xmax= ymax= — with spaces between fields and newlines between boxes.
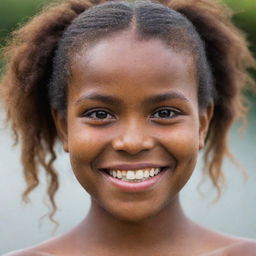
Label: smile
xmin=99 ymin=166 xmax=169 ymax=192
xmin=104 ymin=167 xmax=164 ymax=182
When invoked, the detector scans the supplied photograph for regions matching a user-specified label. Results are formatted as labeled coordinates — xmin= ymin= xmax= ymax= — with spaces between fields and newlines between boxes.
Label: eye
xmin=82 ymin=109 xmax=115 ymax=121
xmin=151 ymin=108 xmax=181 ymax=120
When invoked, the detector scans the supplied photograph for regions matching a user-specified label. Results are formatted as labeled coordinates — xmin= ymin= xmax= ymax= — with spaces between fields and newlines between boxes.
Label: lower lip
xmin=101 ymin=168 xmax=169 ymax=192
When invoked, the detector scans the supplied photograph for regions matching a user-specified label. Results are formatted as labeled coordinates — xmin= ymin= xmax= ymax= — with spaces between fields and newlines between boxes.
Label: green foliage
xmin=0 ymin=0 xmax=50 ymax=46
xmin=227 ymin=0 xmax=256 ymax=55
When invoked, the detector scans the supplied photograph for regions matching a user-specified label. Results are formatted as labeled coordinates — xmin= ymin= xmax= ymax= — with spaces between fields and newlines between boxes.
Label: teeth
xmin=127 ymin=171 xmax=135 ymax=180
xmin=117 ymin=170 xmax=122 ymax=179
xmin=149 ymin=168 xmax=155 ymax=177
xmin=107 ymin=167 xmax=164 ymax=182
xmin=154 ymin=168 xmax=160 ymax=175
xmin=144 ymin=170 xmax=149 ymax=178
xmin=135 ymin=170 xmax=144 ymax=179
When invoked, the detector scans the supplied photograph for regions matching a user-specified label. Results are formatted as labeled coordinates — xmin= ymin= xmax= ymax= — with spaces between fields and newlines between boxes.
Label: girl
xmin=1 ymin=0 xmax=256 ymax=255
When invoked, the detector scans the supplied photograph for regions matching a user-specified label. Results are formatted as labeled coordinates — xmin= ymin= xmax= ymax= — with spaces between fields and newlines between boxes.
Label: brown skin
xmin=5 ymin=30 xmax=256 ymax=256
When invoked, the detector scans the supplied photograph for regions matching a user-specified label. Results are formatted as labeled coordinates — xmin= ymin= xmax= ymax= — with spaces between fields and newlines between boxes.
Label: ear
xmin=199 ymin=102 xmax=214 ymax=150
xmin=51 ymin=109 xmax=69 ymax=152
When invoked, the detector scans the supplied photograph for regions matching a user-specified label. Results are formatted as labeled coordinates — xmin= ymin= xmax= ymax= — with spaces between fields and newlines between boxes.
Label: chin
xmin=110 ymin=210 xmax=155 ymax=223
xmin=103 ymin=199 xmax=168 ymax=223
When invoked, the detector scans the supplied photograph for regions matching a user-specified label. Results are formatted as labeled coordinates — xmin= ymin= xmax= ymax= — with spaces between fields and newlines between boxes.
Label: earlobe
xmin=199 ymin=102 xmax=214 ymax=150
xmin=51 ymin=109 xmax=69 ymax=152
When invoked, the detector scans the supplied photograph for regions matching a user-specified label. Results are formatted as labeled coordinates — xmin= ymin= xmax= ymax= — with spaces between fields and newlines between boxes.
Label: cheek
xmin=159 ymin=122 xmax=200 ymax=189
xmin=161 ymin=122 xmax=199 ymax=158
xmin=67 ymin=122 xmax=111 ymax=189
xmin=68 ymin=121 xmax=111 ymax=164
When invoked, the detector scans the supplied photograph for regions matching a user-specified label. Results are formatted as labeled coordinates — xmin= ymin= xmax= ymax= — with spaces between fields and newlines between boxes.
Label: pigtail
xmin=0 ymin=0 xmax=94 ymax=223
xmin=167 ymin=0 xmax=256 ymax=194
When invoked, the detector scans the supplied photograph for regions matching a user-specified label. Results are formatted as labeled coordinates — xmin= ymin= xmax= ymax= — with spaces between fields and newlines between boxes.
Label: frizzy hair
xmin=0 ymin=0 xmax=255 ymax=222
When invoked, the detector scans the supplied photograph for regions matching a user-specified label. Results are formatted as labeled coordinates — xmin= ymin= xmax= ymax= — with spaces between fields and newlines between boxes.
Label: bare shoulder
xmin=2 ymin=248 xmax=55 ymax=256
xmin=192 ymin=222 xmax=256 ymax=256
xmin=1 ymin=237 xmax=61 ymax=256
xmin=224 ymin=240 xmax=256 ymax=255
xmin=202 ymin=240 xmax=256 ymax=256
xmin=1 ymin=229 xmax=77 ymax=256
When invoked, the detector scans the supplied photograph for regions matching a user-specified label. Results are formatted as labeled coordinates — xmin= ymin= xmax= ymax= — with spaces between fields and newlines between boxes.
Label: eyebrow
xmin=75 ymin=91 xmax=189 ymax=105
xmin=76 ymin=93 xmax=122 ymax=105
xmin=144 ymin=92 xmax=189 ymax=104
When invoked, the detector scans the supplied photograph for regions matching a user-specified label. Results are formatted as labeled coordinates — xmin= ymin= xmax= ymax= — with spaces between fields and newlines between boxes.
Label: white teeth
xmin=154 ymin=168 xmax=160 ymax=175
xmin=149 ymin=168 xmax=155 ymax=177
xmin=135 ymin=170 xmax=144 ymax=179
xmin=126 ymin=171 xmax=135 ymax=180
xmin=107 ymin=167 xmax=164 ymax=182
xmin=144 ymin=170 xmax=150 ymax=178
xmin=117 ymin=170 xmax=122 ymax=179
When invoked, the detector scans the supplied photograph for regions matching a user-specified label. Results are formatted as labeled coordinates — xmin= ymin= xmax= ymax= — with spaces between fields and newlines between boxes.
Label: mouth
xmin=99 ymin=166 xmax=169 ymax=192
xmin=99 ymin=167 xmax=168 ymax=183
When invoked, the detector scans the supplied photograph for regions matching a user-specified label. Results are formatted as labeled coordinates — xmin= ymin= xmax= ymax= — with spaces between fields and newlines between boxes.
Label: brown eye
xmin=94 ymin=111 xmax=108 ymax=119
xmin=158 ymin=109 xmax=173 ymax=118
xmin=83 ymin=110 xmax=114 ymax=120
xmin=152 ymin=108 xmax=180 ymax=119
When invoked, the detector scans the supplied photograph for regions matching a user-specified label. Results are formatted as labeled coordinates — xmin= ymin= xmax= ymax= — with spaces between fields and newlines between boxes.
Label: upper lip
xmin=99 ymin=163 xmax=167 ymax=171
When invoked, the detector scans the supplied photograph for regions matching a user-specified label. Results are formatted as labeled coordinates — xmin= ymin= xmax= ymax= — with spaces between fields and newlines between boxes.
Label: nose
xmin=111 ymin=121 xmax=155 ymax=155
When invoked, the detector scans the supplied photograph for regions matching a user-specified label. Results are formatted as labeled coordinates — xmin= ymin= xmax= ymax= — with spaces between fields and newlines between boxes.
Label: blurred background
xmin=0 ymin=0 xmax=256 ymax=254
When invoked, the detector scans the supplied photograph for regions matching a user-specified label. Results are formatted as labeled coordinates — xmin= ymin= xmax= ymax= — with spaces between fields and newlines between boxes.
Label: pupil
xmin=159 ymin=110 xmax=170 ymax=118
xmin=96 ymin=111 xmax=107 ymax=119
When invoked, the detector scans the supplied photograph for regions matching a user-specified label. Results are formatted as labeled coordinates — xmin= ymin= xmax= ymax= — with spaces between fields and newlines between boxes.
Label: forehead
xmin=69 ymin=30 xmax=197 ymax=97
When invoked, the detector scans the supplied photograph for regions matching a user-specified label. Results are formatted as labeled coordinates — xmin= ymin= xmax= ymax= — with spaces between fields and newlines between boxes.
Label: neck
xmin=75 ymin=195 xmax=194 ymax=251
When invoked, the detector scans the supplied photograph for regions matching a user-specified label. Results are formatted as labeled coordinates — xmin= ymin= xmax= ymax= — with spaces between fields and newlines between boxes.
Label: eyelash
xmin=82 ymin=109 xmax=115 ymax=120
xmin=150 ymin=108 xmax=181 ymax=120
xmin=81 ymin=107 xmax=182 ymax=123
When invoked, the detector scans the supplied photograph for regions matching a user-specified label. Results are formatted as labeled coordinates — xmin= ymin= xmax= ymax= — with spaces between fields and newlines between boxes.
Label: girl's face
xmin=54 ymin=30 xmax=212 ymax=221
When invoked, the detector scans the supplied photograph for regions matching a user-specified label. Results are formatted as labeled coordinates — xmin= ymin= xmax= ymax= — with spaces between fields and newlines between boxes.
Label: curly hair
xmin=1 ymin=0 xmax=255 ymax=223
